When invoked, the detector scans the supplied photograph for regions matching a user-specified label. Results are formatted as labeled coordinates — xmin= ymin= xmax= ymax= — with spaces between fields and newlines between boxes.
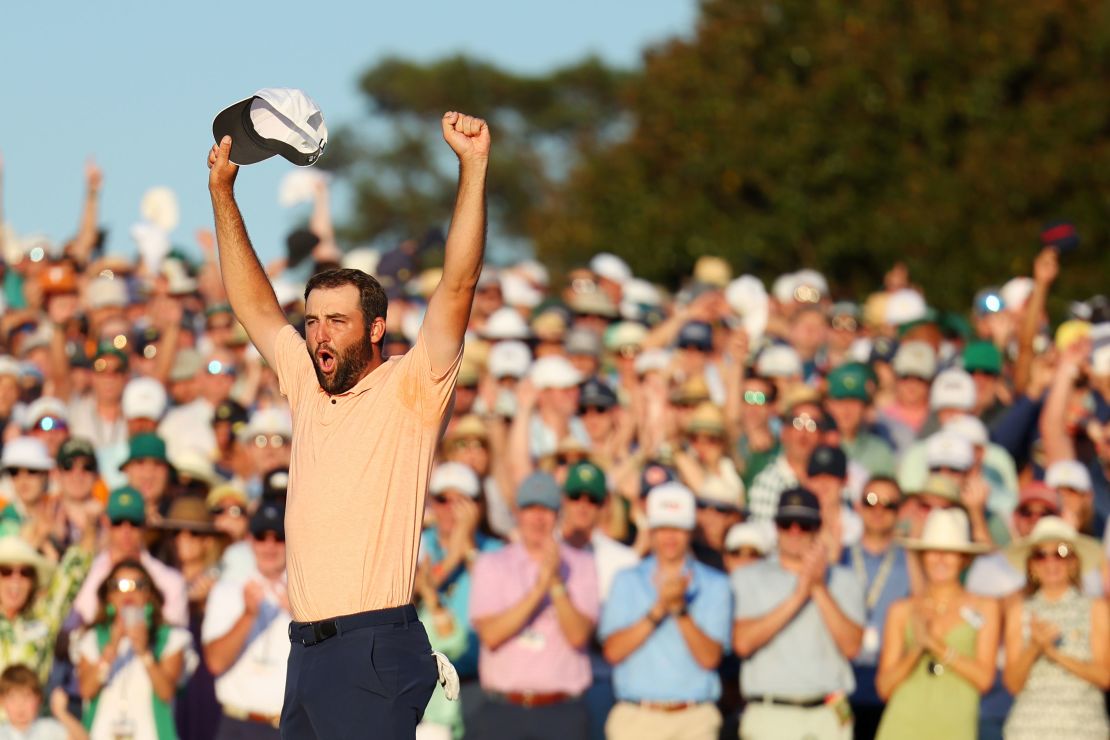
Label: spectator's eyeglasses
xmin=60 ymin=458 xmax=95 ymax=473
xmin=1031 ymin=544 xmax=1072 ymax=562
xmin=211 ymin=505 xmax=244 ymax=518
xmin=555 ymin=454 xmax=586 ymax=466
xmin=253 ymin=531 xmax=285 ymax=544
xmin=451 ymin=439 xmax=486 ymax=451
xmin=112 ymin=577 xmax=150 ymax=593
xmin=1015 ymin=505 xmax=1052 ymax=519
xmin=564 ymin=490 xmax=600 ymax=503
xmin=677 ymin=342 xmax=709 ymax=353
xmin=697 ymin=501 xmax=737 ymax=515
xmin=253 ymin=434 xmax=289 ymax=449
xmin=789 ymin=415 xmax=819 ymax=433
xmin=579 ymin=406 xmax=609 ymax=416
xmin=6 ymin=468 xmax=46 ymax=477
xmin=207 ymin=360 xmax=236 ymax=376
xmin=743 ymin=391 xmax=767 ymax=406
xmin=863 ymin=492 xmax=900 ymax=511
xmin=617 ymin=346 xmax=639 ymax=359
xmin=726 ymin=547 xmax=763 ymax=559
xmin=831 ymin=315 xmax=858 ymax=332
xmin=775 ymin=519 xmax=820 ymax=533
xmin=0 ymin=565 xmax=35 ymax=579
xmin=34 ymin=416 xmax=66 ymax=432
xmin=93 ymin=360 xmax=124 ymax=375
xmin=109 ymin=518 xmax=142 ymax=528
xmin=689 ymin=433 xmax=723 ymax=445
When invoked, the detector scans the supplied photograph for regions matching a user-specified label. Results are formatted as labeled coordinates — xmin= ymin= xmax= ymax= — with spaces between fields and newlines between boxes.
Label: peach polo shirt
xmin=273 ymin=324 xmax=461 ymax=622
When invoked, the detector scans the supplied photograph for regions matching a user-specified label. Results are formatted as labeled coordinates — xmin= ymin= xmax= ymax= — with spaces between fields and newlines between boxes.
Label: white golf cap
xmin=634 ymin=348 xmax=671 ymax=376
xmin=482 ymin=307 xmax=532 ymax=341
xmin=239 ymin=408 xmax=293 ymax=444
xmin=122 ymin=377 xmax=169 ymax=421
xmin=755 ymin=344 xmax=802 ymax=378
xmin=1000 ymin=277 xmax=1034 ymax=312
xmin=530 ymin=356 xmax=583 ymax=390
xmin=488 ymin=340 xmax=532 ymax=379
xmin=86 ymin=277 xmax=128 ymax=310
xmin=646 ymin=482 xmax=697 ymax=530
xmin=929 ymin=369 xmax=975 ymax=411
xmin=605 ymin=322 xmax=648 ymax=352
xmin=943 ymin=414 xmax=988 ymax=448
xmin=500 ymin=273 xmax=543 ymax=309
xmin=893 ymin=341 xmax=937 ymax=379
xmin=619 ymin=279 xmax=662 ymax=322
xmin=925 ymin=431 xmax=973 ymax=472
xmin=429 ymin=462 xmax=481 ymax=498
xmin=1045 ymin=459 xmax=1093 ymax=492
xmin=23 ymin=397 xmax=67 ymax=430
xmin=213 ymin=88 xmax=327 ymax=167
xmin=1 ymin=437 xmax=54 ymax=471
xmin=590 ymin=253 xmax=632 ymax=285
xmin=724 ymin=522 xmax=770 ymax=554
xmin=885 ymin=289 xmax=928 ymax=326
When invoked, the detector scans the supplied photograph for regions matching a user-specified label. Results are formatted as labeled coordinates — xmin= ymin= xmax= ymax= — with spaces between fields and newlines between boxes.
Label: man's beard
xmin=310 ymin=336 xmax=374 ymax=395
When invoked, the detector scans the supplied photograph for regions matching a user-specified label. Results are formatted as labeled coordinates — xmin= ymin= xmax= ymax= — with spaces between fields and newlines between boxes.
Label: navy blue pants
xmin=468 ymin=695 xmax=589 ymax=740
xmin=280 ymin=605 xmax=438 ymax=739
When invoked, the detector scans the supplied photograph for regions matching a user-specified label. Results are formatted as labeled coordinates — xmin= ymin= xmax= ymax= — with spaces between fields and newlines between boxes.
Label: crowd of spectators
xmin=0 ymin=159 xmax=1106 ymax=740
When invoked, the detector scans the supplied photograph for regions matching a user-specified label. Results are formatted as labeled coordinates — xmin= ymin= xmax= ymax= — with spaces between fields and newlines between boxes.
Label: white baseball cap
xmin=429 ymin=462 xmax=481 ymax=498
xmin=488 ymin=341 xmax=532 ymax=380
xmin=482 ymin=307 xmax=532 ymax=341
xmin=1 ymin=437 xmax=54 ymax=472
xmin=23 ymin=397 xmax=67 ymax=430
xmin=239 ymin=408 xmax=293 ymax=444
xmin=929 ymin=369 xmax=975 ymax=411
xmin=724 ymin=522 xmax=770 ymax=554
xmin=1045 ymin=460 xmax=1093 ymax=492
xmin=86 ymin=277 xmax=128 ymax=310
xmin=893 ymin=341 xmax=937 ymax=379
xmin=122 ymin=377 xmax=169 ymax=421
xmin=755 ymin=344 xmax=802 ymax=378
xmin=646 ymin=482 xmax=697 ymax=530
xmin=213 ymin=88 xmax=327 ymax=167
xmin=530 ymin=356 xmax=583 ymax=390
xmin=885 ymin=289 xmax=928 ymax=326
xmin=943 ymin=414 xmax=988 ymax=448
xmin=925 ymin=431 xmax=973 ymax=472
xmin=499 ymin=273 xmax=543 ymax=309
xmin=634 ymin=349 xmax=671 ymax=376
xmin=590 ymin=253 xmax=632 ymax=285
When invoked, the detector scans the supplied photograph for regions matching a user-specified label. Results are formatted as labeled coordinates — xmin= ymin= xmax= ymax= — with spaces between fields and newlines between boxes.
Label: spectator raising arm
xmin=207 ymin=136 xmax=289 ymax=368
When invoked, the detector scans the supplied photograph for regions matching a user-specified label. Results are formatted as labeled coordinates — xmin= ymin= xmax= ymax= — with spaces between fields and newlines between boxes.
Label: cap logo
xmin=844 ymin=377 xmax=857 ymax=388
xmin=580 ymin=468 xmax=594 ymax=481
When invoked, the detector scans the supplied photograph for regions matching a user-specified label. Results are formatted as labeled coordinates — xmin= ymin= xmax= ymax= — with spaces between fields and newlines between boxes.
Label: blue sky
xmin=0 ymin=1 xmax=695 ymax=265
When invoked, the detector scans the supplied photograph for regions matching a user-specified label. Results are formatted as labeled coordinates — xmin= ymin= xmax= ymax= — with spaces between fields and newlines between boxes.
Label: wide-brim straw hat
xmin=1004 ymin=516 xmax=1104 ymax=575
xmin=153 ymin=495 xmax=219 ymax=535
xmin=0 ymin=537 xmax=54 ymax=585
xmin=900 ymin=508 xmax=990 ymax=554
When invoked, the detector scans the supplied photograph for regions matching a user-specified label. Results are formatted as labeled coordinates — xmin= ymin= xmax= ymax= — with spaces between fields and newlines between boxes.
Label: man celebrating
xmin=206 ymin=110 xmax=490 ymax=739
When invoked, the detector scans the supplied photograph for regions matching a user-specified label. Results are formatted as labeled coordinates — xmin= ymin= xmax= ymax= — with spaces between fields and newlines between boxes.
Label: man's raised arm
xmin=207 ymin=136 xmax=289 ymax=367
xmin=422 ymin=112 xmax=491 ymax=375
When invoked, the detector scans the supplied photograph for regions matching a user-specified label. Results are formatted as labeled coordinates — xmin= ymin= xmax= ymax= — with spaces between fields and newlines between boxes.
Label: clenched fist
xmin=441 ymin=112 xmax=491 ymax=165
xmin=208 ymin=136 xmax=239 ymax=195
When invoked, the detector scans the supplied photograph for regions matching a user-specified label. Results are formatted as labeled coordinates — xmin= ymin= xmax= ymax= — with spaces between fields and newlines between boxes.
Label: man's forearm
xmin=812 ymin=585 xmax=863 ymax=658
xmin=474 ymin=582 xmax=546 ymax=651
xmin=210 ymin=191 xmax=279 ymax=321
xmin=440 ymin=163 xmax=486 ymax=293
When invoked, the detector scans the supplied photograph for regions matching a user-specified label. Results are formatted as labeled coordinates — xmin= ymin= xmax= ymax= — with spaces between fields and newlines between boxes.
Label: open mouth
xmin=317 ymin=348 xmax=336 ymax=374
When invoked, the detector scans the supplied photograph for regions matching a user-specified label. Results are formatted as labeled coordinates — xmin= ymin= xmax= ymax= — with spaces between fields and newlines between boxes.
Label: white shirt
xmin=0 ymin=719 xmax=67 ymax=740
xmin=77 ymin=627 xmax=194 ymax=740
xmin=201 ymin=568 xmax=290 ymax=716
xmin=158 ymin=399 xmax=216 ymax=461
xmin=588 ymin=531 xmax=640 ymax=602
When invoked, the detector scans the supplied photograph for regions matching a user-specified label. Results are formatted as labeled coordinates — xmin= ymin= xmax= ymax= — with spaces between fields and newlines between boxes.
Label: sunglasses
xmin=1031 ymin=544 xmax=1072 ymax=562
xmin=863 ymin=492 xmax=900 ymax=511
xmin=6 ymin=468 xmax=47 ymax=477
xmin=0 ymin=565 xmax=35 ymax=579
xmin=253 ymin=434 xmax=289 ymax=449
xmin=555 ymin=454 xmax=586 ymax=466
xmin=109 ymin=518 xmax=143 ymax=528
xmin=1015 ymin=505 xmax=1053 ymax=519
xmin=789 ymin=414 xmax=819 ymax=433
xmin=253 ymin=531 xmax=285 ymax=544
xmin=113 ymin=577 xmax=150 ymax=593
xmin=34 ymin=417 xmax=67 ymax=432
xmin=727 ymin=547 xmax=764 ymax=559
xmin=207 ymin=360 xmax=236 ymax=376
xmin=689 ymin=433 xmax=724 ymax=445
xmin=564 ymin=490 xmax=600 ymax=503
xmin=211 ymin=505 xmax=244 ymax=518
xmin=93 ymin=360 xmax=124 ymax=375
xmin=775 ymin=519 xmax=820 ymax=533
xmin=579 ymin=406 xmax=610 ymax=416
xmin=697 ymin=501 xmax=737 ymax=515
xmin=451 ymin=439 xmax=487 ymax=451
xmin=743 ymin=391 xmax=768 ymax=406
xmin=60 ymin=458 xmax=96 ymax=473
xmin=831 ymin=316 xmax=859 ymax=332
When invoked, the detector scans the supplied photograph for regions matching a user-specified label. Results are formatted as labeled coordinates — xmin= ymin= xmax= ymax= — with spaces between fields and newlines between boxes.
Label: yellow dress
xmin=875 ymin=620 xmax=979 ymax=740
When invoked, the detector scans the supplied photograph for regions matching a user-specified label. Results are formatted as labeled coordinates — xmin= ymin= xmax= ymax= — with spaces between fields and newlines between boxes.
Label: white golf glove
xmin=431 ymin=651 xmax=459 ymax=701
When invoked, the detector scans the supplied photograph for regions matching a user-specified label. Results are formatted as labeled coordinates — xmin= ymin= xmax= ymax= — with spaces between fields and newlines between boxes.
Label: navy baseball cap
xmin=676 ymin=321 xmax=713 ymax=351
xmin=250 ymin=502 xmax=285 ymax=539
xmin=807 ymin=446 xmax=847 ymax=479
xmin=775 ymin=487 xmax=822 ymax=526
xmin=579 ymin=377 xmax=618 ymax=411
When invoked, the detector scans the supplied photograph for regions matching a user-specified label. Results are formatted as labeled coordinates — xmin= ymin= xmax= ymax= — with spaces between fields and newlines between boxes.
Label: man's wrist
xmin=549 ymin=581 xmax=567 ymax=599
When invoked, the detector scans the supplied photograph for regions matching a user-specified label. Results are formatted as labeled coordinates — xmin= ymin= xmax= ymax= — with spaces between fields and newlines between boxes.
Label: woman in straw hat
xmin=1001 ymin=516 xmax=1109 ymax=739
xmin=875 ymin=508 xmax=1000 ymax=740
xmin=0 ymin=505 xmax=97 ymax=684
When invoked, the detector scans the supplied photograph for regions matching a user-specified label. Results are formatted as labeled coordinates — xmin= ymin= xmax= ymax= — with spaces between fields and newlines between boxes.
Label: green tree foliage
xmin=338 ymin=0 xmax=1110 ymax=309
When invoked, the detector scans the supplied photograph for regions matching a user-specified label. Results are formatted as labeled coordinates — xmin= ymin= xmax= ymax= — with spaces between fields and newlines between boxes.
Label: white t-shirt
xmin=77 ymin=627 xmax=195 ymax=740
xmin=589 ymin=531 xmax=640 ymax=602
xmin=201 ymin=570 xmax=290 ymax=716
xmin=0 ymin=719 xmax=67 ymax=740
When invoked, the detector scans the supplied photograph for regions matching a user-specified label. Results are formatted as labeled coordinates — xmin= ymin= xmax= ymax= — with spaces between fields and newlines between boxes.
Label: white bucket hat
xmin=1004 ymin=516 xmax=1104 ymax=575
xmin=901 ymin=508 xmax=989 ymax=554
xmin=0 ymin=537 xmax=54 ymax=586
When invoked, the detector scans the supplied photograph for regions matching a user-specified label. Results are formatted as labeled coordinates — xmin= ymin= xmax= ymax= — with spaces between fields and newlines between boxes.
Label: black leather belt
xmin=747 ymin=694 xmax=825 ymax=708
xmin=288 ymin=604 xmax=416 ymax=646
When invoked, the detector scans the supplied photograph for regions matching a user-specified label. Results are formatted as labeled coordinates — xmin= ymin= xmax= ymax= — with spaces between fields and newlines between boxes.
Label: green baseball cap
xmin=963 ymin=341 xmax=1002 ymax=375
xmin=121 ymin=434 xmax=168 ymax=468
xmin=827 ymin=363 xmax=872 ymax=401
xmin=107 ymin=486 xmax=146 ymax=525
xmin=563 ymin=462 xmax=607 ymax=503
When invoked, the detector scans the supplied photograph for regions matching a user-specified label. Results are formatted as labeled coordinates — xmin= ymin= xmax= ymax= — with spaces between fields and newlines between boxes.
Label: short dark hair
xmin=0 ymin=664 xmax=41 ymax=697
xmin=304 ymin=269 xmax=388 ymax=341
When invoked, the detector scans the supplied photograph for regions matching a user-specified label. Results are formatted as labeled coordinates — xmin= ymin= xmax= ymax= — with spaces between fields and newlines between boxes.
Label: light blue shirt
xmin=732 ymin=557 xmax=864 ymax=699
xmin=598 ymin=556 xmax=732 ymax=702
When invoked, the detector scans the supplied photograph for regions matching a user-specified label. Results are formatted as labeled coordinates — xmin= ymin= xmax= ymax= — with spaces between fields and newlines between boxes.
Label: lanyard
xmin=850 ymin=544 xmax=897 ymax=615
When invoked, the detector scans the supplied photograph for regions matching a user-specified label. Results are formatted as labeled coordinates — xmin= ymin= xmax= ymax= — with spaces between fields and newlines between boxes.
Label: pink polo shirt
xmin=469 ymin=542 xmax=599 ymax=694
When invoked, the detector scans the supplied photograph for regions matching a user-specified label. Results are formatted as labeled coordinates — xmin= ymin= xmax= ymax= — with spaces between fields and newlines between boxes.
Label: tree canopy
xmin=332 ymin=0 xmax=1110 ymax=310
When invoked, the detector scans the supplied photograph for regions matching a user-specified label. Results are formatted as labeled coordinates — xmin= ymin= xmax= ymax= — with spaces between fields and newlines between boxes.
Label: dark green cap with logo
xmin=107 ymin=486 xmax=146 ymax=525
xmin=564 ymin=462 xmax=607 ymax=502
xmin=121 ymin=434 xmax=168 ymax=468
xmin=826 ymin=363 xmax=872 ymax=401
xmin=962 ymin=341 xmax=1002 ymax=376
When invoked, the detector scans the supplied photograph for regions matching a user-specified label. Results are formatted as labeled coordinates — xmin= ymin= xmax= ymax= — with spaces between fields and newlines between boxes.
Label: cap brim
xmin=212 ymin=97 xmax=277 ymax=166
xmin=775 ymin=508 xmax=821 ymax=525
